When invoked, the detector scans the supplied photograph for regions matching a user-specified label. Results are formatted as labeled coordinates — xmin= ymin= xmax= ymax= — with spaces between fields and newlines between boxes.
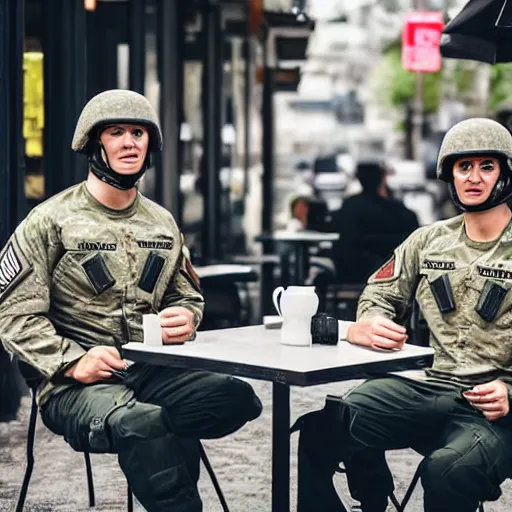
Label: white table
xmin=195 ymin=264 xmax=255 ymax=279
xmin=261 ymin=231 xmax=340 ymax=243
xmin=123 ymin=325 xmax=434 ymax=512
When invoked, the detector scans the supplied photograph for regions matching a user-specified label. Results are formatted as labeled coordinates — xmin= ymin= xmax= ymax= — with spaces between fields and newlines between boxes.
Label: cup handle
xmin=272 ymin=287 xmax=284 ymax=316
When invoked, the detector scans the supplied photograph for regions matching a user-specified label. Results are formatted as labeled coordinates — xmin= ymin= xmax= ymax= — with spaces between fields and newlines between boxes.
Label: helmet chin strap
xmin=88 ymin=141 xmax=150 ymax=191
xmin=449 ymin=168 xmax=512 ymax=213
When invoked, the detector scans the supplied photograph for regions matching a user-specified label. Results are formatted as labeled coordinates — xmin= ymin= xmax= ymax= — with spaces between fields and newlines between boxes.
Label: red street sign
xmin=402 ymin=11 xmax=444 ymax=73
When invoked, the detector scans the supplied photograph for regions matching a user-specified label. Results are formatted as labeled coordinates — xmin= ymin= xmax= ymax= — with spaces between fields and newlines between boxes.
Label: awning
xmin=441 ymin=0 xmax=512 ymax=64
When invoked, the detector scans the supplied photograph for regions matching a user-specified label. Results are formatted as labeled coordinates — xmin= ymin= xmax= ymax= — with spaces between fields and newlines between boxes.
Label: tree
xmin=489 ymin=63 xmax=512 ymax=113
xmin=378 ymin=40 xmax=442 ymax=114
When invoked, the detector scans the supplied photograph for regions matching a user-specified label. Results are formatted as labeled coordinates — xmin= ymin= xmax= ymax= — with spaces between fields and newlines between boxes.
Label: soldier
xmin=295 ymin=118 xmax=512 ymax=512
xmin=0 ymin=89 xmax=262 ymax=511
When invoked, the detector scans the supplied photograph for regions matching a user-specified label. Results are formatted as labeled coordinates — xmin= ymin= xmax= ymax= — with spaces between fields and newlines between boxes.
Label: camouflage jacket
xmin=358 ymin=214 xmax=512 ymax=387
xmin=0 ymin=182 xmax=203 ymax=404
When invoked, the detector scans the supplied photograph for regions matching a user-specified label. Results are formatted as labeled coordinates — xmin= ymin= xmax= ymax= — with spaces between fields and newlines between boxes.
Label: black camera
xmin=311 ymin=313 xmax=338 ymax=345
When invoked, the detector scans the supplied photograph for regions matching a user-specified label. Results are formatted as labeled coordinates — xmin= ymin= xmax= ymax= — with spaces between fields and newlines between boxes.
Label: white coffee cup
xmin=143 ymin=314 xmax=163 ymax=346
xmin=272 ymin=286 xmax=319 ymax=346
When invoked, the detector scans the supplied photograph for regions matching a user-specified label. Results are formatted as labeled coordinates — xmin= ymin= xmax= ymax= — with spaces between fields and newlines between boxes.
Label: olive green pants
xmin=41 ymin=364 xmax=262 ymax=512
xmin=296 ymin=376 xmax=512 ymax=512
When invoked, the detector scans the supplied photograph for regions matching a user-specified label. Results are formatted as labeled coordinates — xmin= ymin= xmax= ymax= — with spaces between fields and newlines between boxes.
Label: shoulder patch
xmin=178 ymin=233 xmax=200 ymax=292
xmin=0 ymin=236 xmax=33 ymax=302
xmin=375 ymin=256 xmax=395 ymax=280
xmin=180 ymin=255 xmax=200 ymax=293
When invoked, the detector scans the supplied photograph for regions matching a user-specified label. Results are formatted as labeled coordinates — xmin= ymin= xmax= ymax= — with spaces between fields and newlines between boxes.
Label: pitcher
xmin=272 ymin=286 xmax=319 ymax=346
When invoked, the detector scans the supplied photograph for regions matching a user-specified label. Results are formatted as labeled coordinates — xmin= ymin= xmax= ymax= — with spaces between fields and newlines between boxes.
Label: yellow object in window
xmin=23 ymin=52 xmax=44 ymax=157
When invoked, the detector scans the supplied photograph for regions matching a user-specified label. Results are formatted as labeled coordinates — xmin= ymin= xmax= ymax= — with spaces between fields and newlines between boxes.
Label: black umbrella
xmin=441 ymin=0 xmax=512 ymax=64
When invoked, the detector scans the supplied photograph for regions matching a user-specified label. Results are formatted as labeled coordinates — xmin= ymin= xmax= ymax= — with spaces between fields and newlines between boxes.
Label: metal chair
xmin=198 ymin=265 xmax=258 ymax=330
xmin=324 ymin=283 xmax=365 ymax=320
xmin=398 ymin=459 xmax=485 ymax=512
xmin=334 ymin=464 xmax=403 ymax=511
xmin=16 ymin=360 xmax=230 ymax=512
xmin=15 ymin=360 xmax=133 ymax=512
xmin=330 ymin=399 xmax=487 ymax=512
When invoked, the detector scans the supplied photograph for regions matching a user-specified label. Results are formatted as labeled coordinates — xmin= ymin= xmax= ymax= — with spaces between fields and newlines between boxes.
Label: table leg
xmin=280 ymin=252 xmax=291 ymax=287
xmin=294 ymin=243 xmax=309 ymax=285
xmin=272 ymin=382 xmax=290 ymax=512
xmin=260 ymin=240 xmax=278 ymax=316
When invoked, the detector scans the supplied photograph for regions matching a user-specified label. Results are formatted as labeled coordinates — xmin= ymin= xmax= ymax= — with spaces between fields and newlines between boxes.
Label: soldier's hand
xmin=463 ymin=380 xmax=510 ymax=421
xmin=346 ymin=315 xmax=408 ymax=351
xmin=160 ymin=306 xmax=195 ymax=344
xmin=64 ymin=346 xmax=127 ymax=384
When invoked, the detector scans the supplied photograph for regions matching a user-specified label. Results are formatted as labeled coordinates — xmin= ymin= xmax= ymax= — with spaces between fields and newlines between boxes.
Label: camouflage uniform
xmin=296 ymin=119 xmax=512 ymax=512
xmin=0 ymin=90 xmax=262 ymax=512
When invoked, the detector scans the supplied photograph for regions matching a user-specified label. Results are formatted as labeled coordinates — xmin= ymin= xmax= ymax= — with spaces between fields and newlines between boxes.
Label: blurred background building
xmin=2 ymin=0 xmax=512 ymax=302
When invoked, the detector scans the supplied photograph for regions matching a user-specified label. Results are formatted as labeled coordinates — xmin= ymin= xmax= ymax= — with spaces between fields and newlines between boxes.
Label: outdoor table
xmin=255 ymin=231 xmax=340 ymax=285
xmin=123 ymin=325 xmax=434 ymax=512
xmin=195 ymin=264 xmax=259 ymax=284
xmin=195 ymin=265 xmax=258 ymax=329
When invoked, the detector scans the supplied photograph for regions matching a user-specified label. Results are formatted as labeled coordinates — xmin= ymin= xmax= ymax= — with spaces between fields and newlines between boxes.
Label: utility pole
xmin=413 ymin=0 xmax=425 ymax=161
xmin=0 ymin=0 xmax=24 ymax=239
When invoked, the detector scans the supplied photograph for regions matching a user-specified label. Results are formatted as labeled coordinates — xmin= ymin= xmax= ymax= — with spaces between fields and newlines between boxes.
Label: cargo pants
xmin=41 ymin=363 xmax=262 ymax=512
xmin=296 ymin=376 xmax=512 ymax=512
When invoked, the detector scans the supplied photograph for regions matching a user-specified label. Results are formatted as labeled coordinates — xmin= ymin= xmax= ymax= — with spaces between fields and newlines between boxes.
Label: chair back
xmin=0 ymin=345 xmax=23 ymax=421
xmin=16 ymin=360 xmax=44 ymax=391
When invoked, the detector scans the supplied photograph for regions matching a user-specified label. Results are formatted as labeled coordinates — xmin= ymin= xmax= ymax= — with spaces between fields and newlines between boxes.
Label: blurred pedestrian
xmin=286 ymin=194 xmax=311 ymax=232
xmin=330 ymin=160 xmax=419 ymax=284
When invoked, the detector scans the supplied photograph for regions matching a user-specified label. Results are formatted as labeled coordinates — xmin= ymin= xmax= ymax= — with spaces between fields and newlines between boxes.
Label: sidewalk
xmin=2 ymin=378 xmax=511 ymax=511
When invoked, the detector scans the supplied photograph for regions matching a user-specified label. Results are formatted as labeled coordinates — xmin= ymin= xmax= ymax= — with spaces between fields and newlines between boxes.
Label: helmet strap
xmin=87 ymin=140 xmax=150 ymax=191
xmin=449 ymin=165 xmax=512 ymax=212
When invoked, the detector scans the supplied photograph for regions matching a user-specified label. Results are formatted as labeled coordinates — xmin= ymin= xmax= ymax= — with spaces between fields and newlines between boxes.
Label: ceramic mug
xmin=272 ymin=286 xmax=319 ymax=346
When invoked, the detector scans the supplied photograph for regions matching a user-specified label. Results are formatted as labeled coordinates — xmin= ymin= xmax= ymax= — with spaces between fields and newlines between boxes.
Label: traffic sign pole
xmin=403 ymin=6 xmax=444 ymax=160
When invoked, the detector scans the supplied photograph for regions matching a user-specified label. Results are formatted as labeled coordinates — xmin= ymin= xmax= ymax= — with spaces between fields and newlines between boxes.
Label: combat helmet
xmin=437 ymin=117 xmax=512 ymax=212
xmin=72 ymin=89 xmax=162 ymax=190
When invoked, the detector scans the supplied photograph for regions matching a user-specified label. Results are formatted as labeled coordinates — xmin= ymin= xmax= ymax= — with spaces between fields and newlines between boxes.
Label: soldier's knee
xmin=421 ymin=447 xmax=480 ymax=498
xmin=184 ymin=376 xmax=262 ymax=438
xmin=89 ymin=399 xmax=170 ymax=453
xmin=423 ymin=436 xmax=505 ymax=504
xmin=218 ymin=376 xmax=263 ymax=421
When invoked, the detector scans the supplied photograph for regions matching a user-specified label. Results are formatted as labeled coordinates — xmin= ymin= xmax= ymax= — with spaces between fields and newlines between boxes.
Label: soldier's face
xmin=452 ymin=156 xmax=501 ymax=206
xmin=100 ymin=124 xmax=149 ymax=174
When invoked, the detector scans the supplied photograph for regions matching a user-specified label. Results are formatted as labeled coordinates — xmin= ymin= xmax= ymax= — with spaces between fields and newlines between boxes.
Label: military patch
xmin=77 ymin=242 xmax=117 ymax=251
xmin=181 ymin=255 xmax=200 ymax=292
xmin=477 ymin=265 xmax=512 ymax=280
xmin=81 ymin=254 xmax=116 ymax=294
xmin=423 ymin=259 xmax=455 ymax=271
xmin=375 ymin=256 xmax=395 ymax=280
xmin=137 ymin=240 xmax=173 ymax=250
xmin=138 ymin=252 xmax=166 ymax=293
xmin=0 ymin=237 xmax=32 ymax=301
